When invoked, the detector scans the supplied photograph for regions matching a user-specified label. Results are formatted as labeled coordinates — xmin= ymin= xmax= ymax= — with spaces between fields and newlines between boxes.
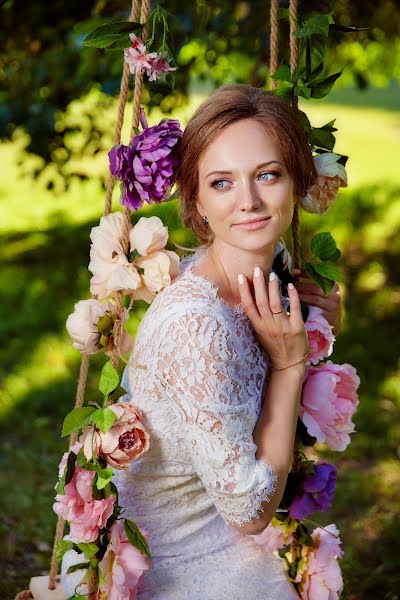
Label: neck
xmin=205 ymin=239 xmax=277 ymax=305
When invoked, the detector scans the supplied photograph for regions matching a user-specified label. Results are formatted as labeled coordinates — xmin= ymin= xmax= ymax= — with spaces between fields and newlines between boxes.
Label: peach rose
xmin=300 ymin=153 xmax=348 ymax=215
xmin=130 ymin=215 xmax=168 ymax=256
xmin=80 ymin=402 xmax=150 ymax=469
xmin=250 ymin=516 xmax=295 ymax=552
xmin=133 ymin=249 xmax=180 ymax=293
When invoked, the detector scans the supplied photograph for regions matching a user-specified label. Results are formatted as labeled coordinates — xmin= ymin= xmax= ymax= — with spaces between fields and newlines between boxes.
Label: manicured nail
xmin=254 ymin=267 xmax=261 ymax=278
xmin=269 ymin=271 xmax=276 ymax=282
xmin=288 ymin=282 xmax=294 ymax=289
xmin=238 ymin=273 xmax=244 ymax=284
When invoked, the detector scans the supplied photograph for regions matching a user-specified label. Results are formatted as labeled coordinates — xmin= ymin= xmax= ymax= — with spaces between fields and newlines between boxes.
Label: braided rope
xmin=45 ymin=0 xmax=146 ymax=594
xmin=269 ymin=0 xmax=279 ymax=90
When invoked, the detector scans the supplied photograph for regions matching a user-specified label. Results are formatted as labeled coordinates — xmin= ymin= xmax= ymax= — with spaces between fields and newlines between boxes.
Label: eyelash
xmin=210 ymin=171 xmax=280 ymax=189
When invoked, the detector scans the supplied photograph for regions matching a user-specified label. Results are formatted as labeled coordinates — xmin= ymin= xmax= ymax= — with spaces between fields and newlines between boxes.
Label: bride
xmin=114 ymin=83 xmax=341 ymax=599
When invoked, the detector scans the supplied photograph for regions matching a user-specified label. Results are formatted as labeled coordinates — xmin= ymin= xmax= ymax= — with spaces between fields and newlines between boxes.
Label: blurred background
xmin=1 ymin=1 xmax=399 ymax=598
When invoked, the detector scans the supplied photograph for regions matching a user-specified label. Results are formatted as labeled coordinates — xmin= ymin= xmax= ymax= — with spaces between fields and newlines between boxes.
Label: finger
xmin=268 ymin=271 xmax=286 ymax=316
xmin=287 ymin=282 xmax=304 ymax=327
xmin=294 ymin=282 xmax=329 ymax=297
xmin=298 ymin=293 xmax=336 ymax=312
xmin=253 ymin=267 xmax=273 ymax=322
xmin=238 ymin=273 xmax=262 ymax=327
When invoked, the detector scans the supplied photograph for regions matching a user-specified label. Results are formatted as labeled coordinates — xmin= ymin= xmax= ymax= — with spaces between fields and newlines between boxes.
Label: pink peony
xmin=305 ymin=306 xmax=335 ymax=365
xmin=98 ymin=520 xmax=152 ymax=600
xmin=295 ymin=524 xmax=344 ymax=599
xmin=300 ymin=153 xmax=348 ymax=215
xmin=300 ymin=361 xmax=360 ymax=451
xmin=250 ymin=517 xmax=295 ymax=552
xmin=80 ymin=402 xmax=150 ymax=469
xmin=53 ymin=467 xmax=115 ymax=542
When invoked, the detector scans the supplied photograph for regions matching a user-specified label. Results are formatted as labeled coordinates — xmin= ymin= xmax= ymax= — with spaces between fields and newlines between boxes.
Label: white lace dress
xmin=115 ymin=246 xmax=298 ymax=600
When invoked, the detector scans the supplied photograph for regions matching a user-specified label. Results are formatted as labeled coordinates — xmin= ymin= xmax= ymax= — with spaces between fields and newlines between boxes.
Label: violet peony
xmin=108 ymin=118 xmax=182 ymax=211
xmin=289 ymin=462 xmax=337 ymax=520
xmin=305 ymin=306 xmax=335 ymax=365
xmin=299 ymin=361 xmax=360 ymax=451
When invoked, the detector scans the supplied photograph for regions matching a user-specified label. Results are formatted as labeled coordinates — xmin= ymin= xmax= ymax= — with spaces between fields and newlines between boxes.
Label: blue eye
xmin=258 ymin=171 xmax=279 ymax=181
xmin=211 ymin=179 xmax=229 ymax=189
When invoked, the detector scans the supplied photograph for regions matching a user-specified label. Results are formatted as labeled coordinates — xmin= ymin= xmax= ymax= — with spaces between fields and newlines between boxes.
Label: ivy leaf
xmin=310 ymin=232 xmax=338 ymax=260
xmin=92 ymin=408 xmax=116 ymax=434
xmin=62 ymin=407 xmax=96 ymax=438
xmin=76 ymin=542 xmax=99 ymax=559
xmin=309 ymin=70 xmax=343 ymax=99
xmin=124 ymin=519 xmax=152 ymax=557
xmin=66 ymin=562 xmax=90 ymax=574
xmin=99 ymin=361 xmax=120 ymax=397
xmin=108 ymin=385 xmax=128 ymax=404
xmin=96 ymin=468 xmax=114 ymax=490
xmin=56 ymin=540 xmax=74 ymax=563
xmin=83 ymin=21 xmax=142 ymax=49
xmin=313 ymin=261 xmax=343 ymax=283
xmin=295 ymin=14 xmax=334 ymax=39
xmin=304 ymin=262 xmax=334 ymax=294
xmin=271 ymin=65 xmax=292 ymax=83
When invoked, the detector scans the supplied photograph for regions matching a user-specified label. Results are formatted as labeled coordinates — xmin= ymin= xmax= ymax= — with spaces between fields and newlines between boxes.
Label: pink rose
xmin=53 ymin=467 xmax=115 ymax=542
xmin=295 ymin=524 xmax=344 ymax=600
xmin=80 ymin=402 xmax=150 ymax=469
xmin=250 ymin=517 xmax=294 ymax=552
xmin=98 ymin=520 xmax=152 ymax=600
xmin=305 ymin=306 xmax=335 ymax=365
xmin=300 ymin=361 xmax=360 ymax=451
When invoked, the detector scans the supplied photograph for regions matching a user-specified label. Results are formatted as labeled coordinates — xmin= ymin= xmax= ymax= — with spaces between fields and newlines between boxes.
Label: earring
xmin=203 ymin=216 xmax=209 ymax=225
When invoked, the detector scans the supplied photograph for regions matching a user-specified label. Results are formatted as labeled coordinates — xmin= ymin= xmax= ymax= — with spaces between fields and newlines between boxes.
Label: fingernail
xmin=269 ymin=271 xmax=276 ymax=282
xmin=238 ymin=273 xmax=244 ymax=284
xmin=288 ymin=282 xmax=294 ymax=289
xmin=254 ymin=267 xmax=261 ymax=278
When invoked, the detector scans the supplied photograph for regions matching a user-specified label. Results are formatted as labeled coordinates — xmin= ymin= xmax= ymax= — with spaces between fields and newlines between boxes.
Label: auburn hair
xmin=176 ymin=83 xmax=317 ymax=246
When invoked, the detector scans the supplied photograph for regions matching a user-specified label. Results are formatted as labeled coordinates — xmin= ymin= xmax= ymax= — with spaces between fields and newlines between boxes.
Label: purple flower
xmin=108 ymin=118 xmax=182 ymax=211
xmin=289 ymin=461 xmax=337 ymax=520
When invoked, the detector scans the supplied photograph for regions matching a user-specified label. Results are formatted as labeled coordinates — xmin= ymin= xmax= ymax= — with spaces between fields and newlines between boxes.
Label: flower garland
xmin=55 ymin=8 xmax=360 ymax=599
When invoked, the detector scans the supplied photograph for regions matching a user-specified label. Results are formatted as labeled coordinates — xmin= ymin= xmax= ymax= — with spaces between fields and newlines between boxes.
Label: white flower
xmin=133 ymin=249 xmax=180 ymax=293
xmin=300 ymin=153 xmax=348 ymax=215
xmin=130 ymin=216 xmax=169 ymax=256
xmin=88 ymin=212 xmax=141 ymax=299
xmin=66 ymin=299 xmax=114 ymax=354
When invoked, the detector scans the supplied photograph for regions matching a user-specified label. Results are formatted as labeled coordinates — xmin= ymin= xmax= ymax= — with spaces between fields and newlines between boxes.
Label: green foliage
xmin=61 ymin=407 xmax=96 ymax=437
xmin=83 ymin=21 xmax=142 ymax=49
xmin=76 ymin=542 xmax=99 ymax=559
xmin=92 ymin=408 xmax=116 ymax=433
xmin=99 ymin=360 xmax=120 ymax=398
xmin=124 ymin=519 xmax=152 ymax=558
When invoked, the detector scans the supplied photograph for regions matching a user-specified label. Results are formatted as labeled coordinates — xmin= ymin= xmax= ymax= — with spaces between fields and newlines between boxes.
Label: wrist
xmin=269 ymin=362 xmax=307 ymax=379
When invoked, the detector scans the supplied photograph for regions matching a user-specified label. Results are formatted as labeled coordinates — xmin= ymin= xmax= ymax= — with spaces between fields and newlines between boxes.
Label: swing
xmin=14 ymin=0 xmax=353 ymax=597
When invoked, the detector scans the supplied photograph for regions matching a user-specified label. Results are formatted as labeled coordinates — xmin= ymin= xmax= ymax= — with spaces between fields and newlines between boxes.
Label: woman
xmin=115 ymin=84 xmax=342 ymax=599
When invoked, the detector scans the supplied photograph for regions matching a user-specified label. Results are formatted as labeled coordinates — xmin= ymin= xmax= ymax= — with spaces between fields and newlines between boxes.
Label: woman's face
xmin=196 ymin=118 xmax=295 ymax=252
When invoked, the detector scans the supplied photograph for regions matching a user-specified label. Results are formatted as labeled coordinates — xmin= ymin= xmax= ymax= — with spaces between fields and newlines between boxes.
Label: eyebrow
xmin=206 ymin=160 xmax=284 ymax=178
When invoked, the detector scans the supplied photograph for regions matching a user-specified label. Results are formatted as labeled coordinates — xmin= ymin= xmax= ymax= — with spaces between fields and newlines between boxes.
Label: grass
xmin=1 ymin=88 xmax=400 ymax=600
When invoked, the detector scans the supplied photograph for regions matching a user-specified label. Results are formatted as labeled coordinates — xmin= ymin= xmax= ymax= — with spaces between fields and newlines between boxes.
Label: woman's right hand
xmin=238 ymin=267 xmax=309 ymax=370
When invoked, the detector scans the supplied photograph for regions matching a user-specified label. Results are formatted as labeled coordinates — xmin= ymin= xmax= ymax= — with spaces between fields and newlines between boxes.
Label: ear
xmin=196 ymin=198 xmax=206 ymax=218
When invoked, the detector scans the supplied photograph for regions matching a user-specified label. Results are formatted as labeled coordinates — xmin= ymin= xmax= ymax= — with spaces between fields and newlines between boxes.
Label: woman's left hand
xmin=292 ymin=268 xmax=342 ymax=336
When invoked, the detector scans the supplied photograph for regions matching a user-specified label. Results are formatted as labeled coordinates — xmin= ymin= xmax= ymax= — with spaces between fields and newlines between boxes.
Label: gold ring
xmin=272 ymin=309 xmax=284 ymax=314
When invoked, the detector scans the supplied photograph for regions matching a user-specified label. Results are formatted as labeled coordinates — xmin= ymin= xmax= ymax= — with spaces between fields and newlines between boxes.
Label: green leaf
xmin=76 ymin=542 xmax=99 ymax=559
xmin=91 ymin=474 xmax=104 ymax=500
xmin=309 ymin=35 xmax=328 ymax=72
xmin=96 ymin=468 xmax=114 ymax=490
xmin=328 ymin=248 xmax=341 ymax=262
xmin=65 ymin=450 xmax=77 ymax=485
xmin=295 ymin=14 xmax=334 ymax=39
xmin=294 ymin=109 xmax=311 ymax=134
xmin=55 ymin=475 xmax=65 ymax=495
xmin=271 ymin=65 xmax=291 ymax=83
xmin=82 ymin=22 xmax=142 ymax=49
xmin=76 ymin=449 xmax=97 ymax=470
xmin=304 ymin=262 xmax=334 ymax=294
xmin=56 ymin=540 xmax=74 ymax=563
xmin=108 ymin=385 xmax=128 ymax=404
xmin=295 ymin=85 xmax=312 ymax=99
xmin=309 ymin=126 xmax=336 ymax=151
xmin=310 ymin=232 xmax=337 ymax=260
xmin=92 ymin=408 xmax=116 ymax=434
xmin=62 ymin=407 xmax=96 ymax=438
xmin=273 ymin=84 xmax=294 ymax=100
xmin=99 ymin=361 xmax=120 ymax=397
xmin=124 ymin=519 xmax=152 ymax=558
xmin=313 ymin=261 xmax=343 ymax=282
xmin=66 ymin=562 xmax=90 ymax=574
xmin=309 ymin=70 xmax=343 ymax=99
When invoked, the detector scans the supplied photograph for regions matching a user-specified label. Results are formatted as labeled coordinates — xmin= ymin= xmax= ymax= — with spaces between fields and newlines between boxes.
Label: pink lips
xmin=233 ymin=217 xmax=271 ymax=230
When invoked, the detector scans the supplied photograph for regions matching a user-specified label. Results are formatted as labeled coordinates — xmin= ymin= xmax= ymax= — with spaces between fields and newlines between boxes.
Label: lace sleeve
xmin=157 ymin=309 xmax=278 ymax=528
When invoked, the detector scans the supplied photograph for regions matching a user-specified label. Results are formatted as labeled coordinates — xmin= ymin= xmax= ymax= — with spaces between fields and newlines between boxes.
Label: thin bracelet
xmin=270 ymin=352 xmax=309 ymax=373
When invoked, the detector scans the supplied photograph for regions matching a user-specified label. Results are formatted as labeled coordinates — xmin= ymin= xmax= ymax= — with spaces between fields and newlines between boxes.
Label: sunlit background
xmin=1 ymin=1 xmax=400 ymax=598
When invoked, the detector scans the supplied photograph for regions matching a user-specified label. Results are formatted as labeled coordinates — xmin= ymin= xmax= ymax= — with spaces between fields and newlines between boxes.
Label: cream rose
xmin=300 ymin=153 xmax=348 ymax=215
xmin=133 ymin=249 xmax=180 ymax=293
xmin=130 ymin=215 xmax=169 ymax=256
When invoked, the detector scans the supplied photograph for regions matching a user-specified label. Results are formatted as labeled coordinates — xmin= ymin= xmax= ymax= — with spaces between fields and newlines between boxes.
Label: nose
xmin=238 ymin=179 xmax=262 ymax=211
